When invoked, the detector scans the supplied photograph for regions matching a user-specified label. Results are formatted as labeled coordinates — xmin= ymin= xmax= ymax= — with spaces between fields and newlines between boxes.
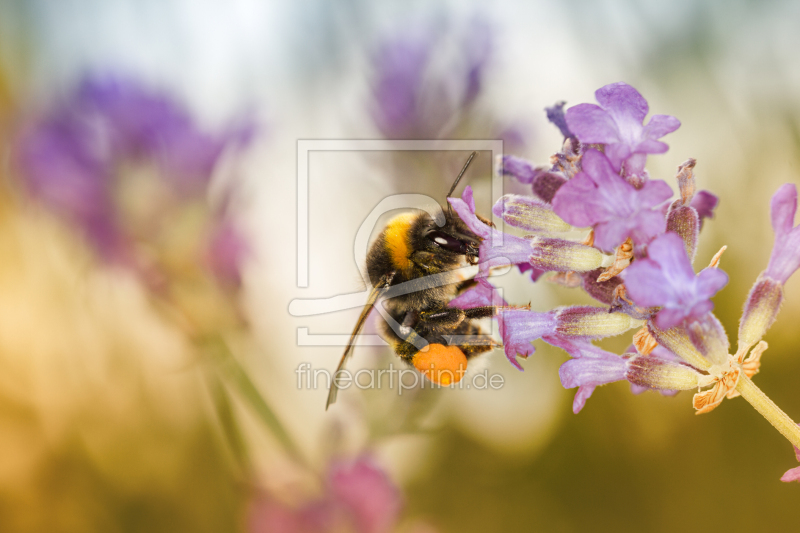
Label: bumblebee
xmin=326 ymin=152 xmax=501 ymax=408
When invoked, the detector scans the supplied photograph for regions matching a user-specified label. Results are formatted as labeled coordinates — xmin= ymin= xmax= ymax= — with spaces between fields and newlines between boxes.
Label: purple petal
xmin=500 ymin=309 xmax=557 ymax=367
xmin=627 ymin=208 xmax=668 ymax=246
xmin=500 ymin=155 xmax=537 ymax=184
xmin=593 ymin=219 xmax=635 ymax=252
xmin=564 ymin=103 xmax=621 ymax=144
xmin=624 ymin=259 xmax=675 ymax=307
xmin=643 ymin=114 xmax=680 ymax=139
xmin=781 ymin=466 xmax=800 ymax=483
xmin=637 ymin=180 xmax=674 ymax=207
xmin=766 ymin=184 xmax=800 ymax=284
xmin=634 ymin=139 xmax=669 ymax=155
xmin=696 ymin=267 xmax=730 ymax=299
xmin=646 ymin=232 xmax=697 ymax=282
xmin=626 ymin=232 xmax=727 ymax=327
xmin=448 ymin=188 xmax=489 ymax=239
xmin=604 ymin=143 xmax=633 ymax=171
xmin=558 ymin=346 xmax=627 ymax=413
xmin=654 ymin=307 xmax=693 ymax=330
xmin=545 ymin=101 xmax=573 ymax=138
xmin=595 ymin=83 xmax=649 ymax=126
xmin=770 ymin=183 xmax=797 ymax=240
xmin=572 ymin=385 xmax=596 ymax=414
xmin=692 ymin=191 xmax=718 ymax=226
xmin=450 ymin=277 xmax=506 ymax=309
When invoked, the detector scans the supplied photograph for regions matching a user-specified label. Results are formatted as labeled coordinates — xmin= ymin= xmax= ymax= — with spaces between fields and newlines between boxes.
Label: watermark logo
xmin=296 ymin=363 xmax=505 ymax=394
xmin=289 ymin=139 xmax=505 ymax=348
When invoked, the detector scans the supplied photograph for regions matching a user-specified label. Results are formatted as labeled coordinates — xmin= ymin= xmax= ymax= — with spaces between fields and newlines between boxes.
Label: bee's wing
xmin=325 ymin=272 xmax=394 ymax=409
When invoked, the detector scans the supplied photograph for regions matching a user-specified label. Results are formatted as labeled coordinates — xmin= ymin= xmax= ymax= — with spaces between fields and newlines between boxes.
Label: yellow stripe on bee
xmin=384 ymin=213 xmax=416 ymax=272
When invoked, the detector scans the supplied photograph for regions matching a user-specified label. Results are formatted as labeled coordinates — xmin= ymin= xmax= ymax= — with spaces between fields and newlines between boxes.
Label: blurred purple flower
xmin=370 ymin=29 xmax=435 ymax=138
xmin=565 ymin=82 xmax=680 ymax=179
xmin=15 ymin=74 xmax=250 ymax=267
xmin=250 ymin=456 xmax=402 ymax=533
xmin=551 ymin=149 xmax=673 ymax=252
xmin=625 ymin=232 xmax=728 ymax=329
xmin=765 ymin=183 xmax=800 ymax=285
xmin=370 ymin=17 xmax=493 ymax=139
xmin=328 ymin=457 xmax=403 ymax=533
xmin=207 ymin=220 xmax=250 ymax=287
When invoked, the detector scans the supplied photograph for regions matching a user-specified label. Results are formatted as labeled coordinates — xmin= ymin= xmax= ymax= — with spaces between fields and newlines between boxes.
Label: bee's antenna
xmin=446 ymin=151 xmax=477 ymax=218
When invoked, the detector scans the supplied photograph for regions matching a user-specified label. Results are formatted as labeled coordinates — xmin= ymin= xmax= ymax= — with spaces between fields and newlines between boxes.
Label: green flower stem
xmin=736 ymin=374 xmax=800 ymax=449
xmin=207 ymin=338 xmax=309 ymax=468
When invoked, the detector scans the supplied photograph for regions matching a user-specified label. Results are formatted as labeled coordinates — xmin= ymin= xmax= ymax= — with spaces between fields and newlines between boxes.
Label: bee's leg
xmin=449 ymin=320 xmax=496 ymax=359
xmin=376 ymin=315 xmax=420 ymax=364
xmin=418 ymin=305 xmax=499 ymax=327
xmin=454 ymin=278 xmax=478 ymax=295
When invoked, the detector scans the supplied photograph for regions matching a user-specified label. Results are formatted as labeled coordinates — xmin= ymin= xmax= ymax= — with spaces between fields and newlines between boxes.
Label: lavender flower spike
xmin=738 ymin=183 xmax=800 ymax=348
xmin=565 ymin=82 xmax=680 ymax=179
xmin=551 ymin=150 xmax=673 ymax=252
xmin=765 ymin=183 xmax=800 ymax=284
xmin=625 ymin=232 xmax=728 ymax=330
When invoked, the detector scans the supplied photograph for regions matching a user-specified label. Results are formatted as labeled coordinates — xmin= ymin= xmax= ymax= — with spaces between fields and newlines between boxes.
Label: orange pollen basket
xmin=412 ymin=344 xmax=468 ymax=386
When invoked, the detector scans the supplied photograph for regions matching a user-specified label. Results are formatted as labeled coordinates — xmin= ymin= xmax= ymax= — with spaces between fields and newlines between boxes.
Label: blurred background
xmin=1 ymin=0 xmax=799 ymax=531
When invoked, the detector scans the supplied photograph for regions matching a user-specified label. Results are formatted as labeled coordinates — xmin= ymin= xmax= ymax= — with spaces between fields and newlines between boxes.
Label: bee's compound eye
xmin=426 ymin=230 xmax=469 ymax=255
xmin=412 ymin=344 xmax=467 ymax=386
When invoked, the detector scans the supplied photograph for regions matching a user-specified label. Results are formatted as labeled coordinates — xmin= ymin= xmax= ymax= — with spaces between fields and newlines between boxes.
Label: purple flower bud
xmin=625 ymin=232 xmax=728 ymax=330
xmin=564 ymin=82 xmax=680 ymax=180
xmin=765 ymin=183 xmax=800 ymax=284
xmin=738 ymin=275 xmax=783 ymax=349
xmin=666 ymin=203 xmax=699 ymax=263
xmin=625 ymin=353 xmax=703 ymax=392
xmin=551 ymin=150 xmax=673 ymax=252
xmin=492 ymin=195 xmax=571 ymax=233
xmin=647 ymin=321 xmax=711 ymax=371
xmin=532 ymin=171 xmax=568 ymax=204
xmin=527 ymin=237 xmax=606 ymax=273
xmin=686 ymin=313 xmax=730 ymax=366
xmin=554 ymin=306 xmax=641 ymax=339
xmin=580 ymin=268 xmax=623 ymax=305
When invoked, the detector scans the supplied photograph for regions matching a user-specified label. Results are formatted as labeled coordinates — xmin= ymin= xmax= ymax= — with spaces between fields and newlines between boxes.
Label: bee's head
xmin=419 ymin=210 xmax=482 ymax=265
